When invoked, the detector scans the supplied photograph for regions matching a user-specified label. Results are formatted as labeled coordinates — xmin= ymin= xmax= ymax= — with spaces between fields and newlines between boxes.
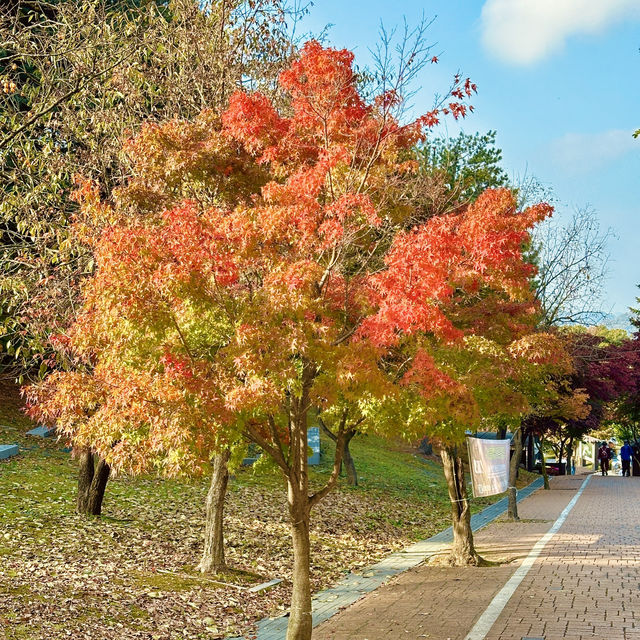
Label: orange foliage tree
xmin=25 ymin=41 xmax=562 ymax=638
xmin=26 ymin=108 xmax=264 ymax=525
xmin=359 ymin=187 xmax=573 ymax=563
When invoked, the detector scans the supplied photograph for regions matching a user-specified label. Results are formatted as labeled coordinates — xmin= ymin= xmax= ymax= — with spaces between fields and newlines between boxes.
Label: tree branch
xmin=243 ymin=422 xmax=289 ymax=474
xmin=309 ymin=413 xmax=347 ymax=509
xmin=0 ymin=50 xmax=136 ymax=151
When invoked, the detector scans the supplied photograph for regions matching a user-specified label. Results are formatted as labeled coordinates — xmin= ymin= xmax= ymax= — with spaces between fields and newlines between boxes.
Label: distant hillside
xmin=566 ymin=311 xmax=634 ymax=335
xmin=601 ymin=312 xmax=635 ymax=335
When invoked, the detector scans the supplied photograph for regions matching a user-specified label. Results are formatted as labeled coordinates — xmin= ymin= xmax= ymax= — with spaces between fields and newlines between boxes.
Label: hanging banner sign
xmin=467 ymin=436 xmax=510 ymax=497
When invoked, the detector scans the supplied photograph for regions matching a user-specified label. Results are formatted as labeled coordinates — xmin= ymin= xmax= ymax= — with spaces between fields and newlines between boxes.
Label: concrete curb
xmin=234 ymin=476 xmax=545 ymax=640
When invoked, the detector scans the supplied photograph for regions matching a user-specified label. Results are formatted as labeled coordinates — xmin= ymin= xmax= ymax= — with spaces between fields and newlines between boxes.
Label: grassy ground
xmin=0 ymin=384 xmax=538 ymax=639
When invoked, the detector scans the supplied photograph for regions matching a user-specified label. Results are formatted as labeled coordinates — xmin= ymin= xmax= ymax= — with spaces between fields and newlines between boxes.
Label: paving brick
xmin=478 ymin=476 xmax=640 ymax=640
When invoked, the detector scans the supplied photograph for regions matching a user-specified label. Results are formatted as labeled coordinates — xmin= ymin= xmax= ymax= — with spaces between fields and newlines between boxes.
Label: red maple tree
xmin=26 ymin=41 xmax=561 ymax=638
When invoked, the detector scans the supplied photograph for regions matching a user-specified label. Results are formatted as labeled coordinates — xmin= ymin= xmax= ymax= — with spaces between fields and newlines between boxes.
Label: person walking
xmin=620 ymin=440 xmax=633 ymax=477
xmin=607 ymin=442 xmax=617 ymax=473
xmin=598 ymin=441 xmax=610 ymax=476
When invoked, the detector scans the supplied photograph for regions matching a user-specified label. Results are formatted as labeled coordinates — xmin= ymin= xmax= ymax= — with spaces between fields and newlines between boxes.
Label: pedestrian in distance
xmin=598 ymin=441 xmax=610 ymax=476
xmin=620 ymin=440 xmax=633 ymax=477
xmin=607 ymin=441 xmax=618 ymax=474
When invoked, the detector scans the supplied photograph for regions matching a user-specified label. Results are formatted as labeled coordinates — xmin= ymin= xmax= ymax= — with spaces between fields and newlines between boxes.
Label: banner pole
xmin=466 ymin=435 xmax=477 ymax=498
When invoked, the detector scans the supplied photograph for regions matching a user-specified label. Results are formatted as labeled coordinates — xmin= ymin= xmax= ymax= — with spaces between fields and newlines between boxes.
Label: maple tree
xmin=26 ymin=39 xmax=565 ymax=636
xmin=556 ymin=331 xmax=620 ymax=468
xmin=27 ymin=110 xmax=260 ymax=555
xmin=359 ymin=186 xmax=574 ymax=562
xmin=525 ymin=326 xmax=634 ymax=486
xmin=325 ymin=129 xmax=513 ymax=487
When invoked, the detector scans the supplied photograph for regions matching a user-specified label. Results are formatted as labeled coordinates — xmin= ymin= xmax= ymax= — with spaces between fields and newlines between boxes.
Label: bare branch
xmin=532 ymin=205 xmax=614 ymax=327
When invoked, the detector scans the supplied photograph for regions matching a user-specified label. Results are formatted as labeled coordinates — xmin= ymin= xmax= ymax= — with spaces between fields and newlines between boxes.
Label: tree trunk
xmin=287 ymin=494 xmax=313 ymax=640
xmin=77 ymin=448 xmax=110 ymax=516
xmin=566 ymin=439 xmax=574 ymax=476
xmin=526 ymin=432 xmax=534 ymax=471
xmin=77 ymin=446 xmax=95 ymax=514
xmin=319 ymin=421 xmax=359 ymax=486
xmin=342 ymin=431 xmax=357 ymax=486
xmin=86 ymin=456 xmax=110 ymax=516
xmin=441 ymin=446 xmax=480 ymax=566
xmin=507 ymin=427 xmax=522 ymax=521
xmin=558 ymin=440 xmax=566 ymax=475
xmin=540 ymin=437 xmax=550 ymax=490
xmin=284 ymin=365 xmax=316 ymax=640
xmin=198 ymin=449 xmax=231 ymax=573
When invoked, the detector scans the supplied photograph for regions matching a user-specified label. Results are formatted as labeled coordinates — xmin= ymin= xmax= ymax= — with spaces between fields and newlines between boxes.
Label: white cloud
xmin=481 ymin=0 xmax=640 ymax=65
xmin=547 ymin=129 xmax=637 ymax=174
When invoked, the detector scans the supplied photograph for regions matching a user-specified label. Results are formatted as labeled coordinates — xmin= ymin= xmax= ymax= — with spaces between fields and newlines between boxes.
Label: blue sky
xmin=298 ymin=0 xmax=640 ymax=314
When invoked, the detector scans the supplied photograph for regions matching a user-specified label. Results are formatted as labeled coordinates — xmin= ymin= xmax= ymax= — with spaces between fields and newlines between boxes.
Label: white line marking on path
xmin=464 ymin=474 xmax=592 ymax=640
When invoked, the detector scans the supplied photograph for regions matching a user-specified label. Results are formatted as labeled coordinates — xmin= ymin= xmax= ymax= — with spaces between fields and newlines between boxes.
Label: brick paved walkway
xmin=315 ymin=474 xmax=640 ymax=640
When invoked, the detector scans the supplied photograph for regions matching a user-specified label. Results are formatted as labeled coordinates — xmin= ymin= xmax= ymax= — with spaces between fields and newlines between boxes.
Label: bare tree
xmin=532 ymin=205 xmax=613 ymax=327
